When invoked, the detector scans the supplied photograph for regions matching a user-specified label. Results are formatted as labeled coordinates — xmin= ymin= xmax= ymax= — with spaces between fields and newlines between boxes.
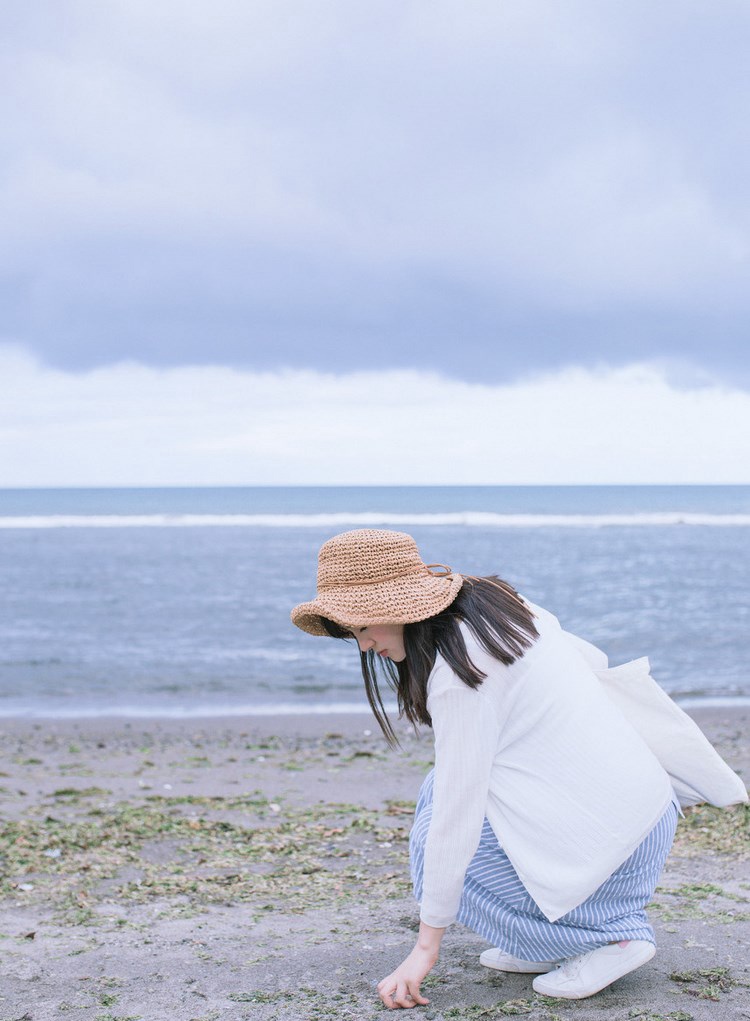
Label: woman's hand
xmin=377 ymin=923 xmax=445 ymax=1009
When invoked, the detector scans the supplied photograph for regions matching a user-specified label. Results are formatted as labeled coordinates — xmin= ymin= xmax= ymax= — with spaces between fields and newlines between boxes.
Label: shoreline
xmin=0 ymin=701 xmax=748 ymax=731
xmin=2 ymin=693 xmax=750 ymax=722
xmin=1 ymin=707 xmax=749 ymax=1020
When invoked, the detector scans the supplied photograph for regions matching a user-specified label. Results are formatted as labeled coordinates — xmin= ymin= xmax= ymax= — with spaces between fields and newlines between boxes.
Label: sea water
xmin=1 ymin=486 xmax=748 ymax=717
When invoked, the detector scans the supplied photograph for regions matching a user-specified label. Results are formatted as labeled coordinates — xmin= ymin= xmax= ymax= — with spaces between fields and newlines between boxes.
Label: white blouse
xmin=419 ymin=602 xmax=674 ymax=927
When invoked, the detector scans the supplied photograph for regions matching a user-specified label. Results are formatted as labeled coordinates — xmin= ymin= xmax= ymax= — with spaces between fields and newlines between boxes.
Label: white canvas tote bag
xmin=595 ymin=657 xmax=748 ymax=809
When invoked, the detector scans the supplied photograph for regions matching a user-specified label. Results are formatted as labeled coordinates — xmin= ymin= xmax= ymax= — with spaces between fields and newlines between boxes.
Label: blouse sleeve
xmin=419 ymin=671 xmax=503 ymax=928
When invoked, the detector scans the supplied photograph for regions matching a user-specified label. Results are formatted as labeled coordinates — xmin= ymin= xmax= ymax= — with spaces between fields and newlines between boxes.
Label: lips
xmin=378 ymin=650 xmax=389 ymax=659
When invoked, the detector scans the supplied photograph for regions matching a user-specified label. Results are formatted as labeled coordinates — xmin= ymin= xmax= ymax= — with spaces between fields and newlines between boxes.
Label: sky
xmin=1 ymin=1 xmax=749 ymax=485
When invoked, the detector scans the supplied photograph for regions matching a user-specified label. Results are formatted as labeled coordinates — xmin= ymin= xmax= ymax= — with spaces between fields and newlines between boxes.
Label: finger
xmin=377 ymin=970 xmax=401 ymax=990
xmin=403 ymin=982 xmax=429 ymax=1007
xmin=391 ymin=982 xmax=417 ymax=1009
xmin=377 ymin=979 xmax=398 ymax=1009
xmin=407 ymin=985 xmax=430 ymax=1006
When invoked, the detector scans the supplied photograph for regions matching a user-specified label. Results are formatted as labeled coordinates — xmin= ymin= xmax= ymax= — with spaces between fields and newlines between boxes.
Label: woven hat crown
xmin=291 ymin=528 xmax=464 ymax=636
xmin=317 ymin=529 xmax=425 ymax=589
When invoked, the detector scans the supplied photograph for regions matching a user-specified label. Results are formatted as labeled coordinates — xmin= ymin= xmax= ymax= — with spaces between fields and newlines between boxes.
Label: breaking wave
xmin=2 ymin=512 xmax=750 ymax=528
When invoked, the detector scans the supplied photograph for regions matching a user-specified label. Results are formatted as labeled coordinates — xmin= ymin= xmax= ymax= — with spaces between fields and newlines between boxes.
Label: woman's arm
xmin=419 ymin=684 xmax=500 ymax=927
xmin=376 ymin=921 xmax=445 ymax=1010
xmin=377 ymin=682 xmax=501 ymax=1008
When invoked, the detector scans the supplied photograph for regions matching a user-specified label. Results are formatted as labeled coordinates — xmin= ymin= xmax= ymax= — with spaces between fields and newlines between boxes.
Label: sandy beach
xmin=1 ymin=708 xmax=749 ymax=1021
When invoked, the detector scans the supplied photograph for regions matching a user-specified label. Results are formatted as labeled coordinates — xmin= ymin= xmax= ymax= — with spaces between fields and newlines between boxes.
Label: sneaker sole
xmin=532 ymin=942 xmax=655 ymax=999
xmin=479 ymin=950 xmax=557 ymax=974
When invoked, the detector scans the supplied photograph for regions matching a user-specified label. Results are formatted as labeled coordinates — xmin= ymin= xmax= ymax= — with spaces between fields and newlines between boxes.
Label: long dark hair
xmin=322 ymin=575 xmax=538 ymax=746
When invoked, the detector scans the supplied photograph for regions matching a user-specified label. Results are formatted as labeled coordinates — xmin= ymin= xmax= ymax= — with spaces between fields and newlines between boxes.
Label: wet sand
xmin=1 ymin=708 xmax=749 ymax=1021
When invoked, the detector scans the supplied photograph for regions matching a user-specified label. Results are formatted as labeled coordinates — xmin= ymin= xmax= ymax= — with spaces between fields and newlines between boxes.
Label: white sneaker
xmin=532 ymin=940 xmax=655 ymax=999
xmin=479 ymin=947 xmax=559 ymax=974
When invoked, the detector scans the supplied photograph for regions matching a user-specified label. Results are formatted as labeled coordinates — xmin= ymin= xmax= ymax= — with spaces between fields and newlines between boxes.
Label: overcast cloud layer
xmin=2 ymin=344 xmax=748 ymax=486
xmin=2 ymin=1 xmax=749 ymax=384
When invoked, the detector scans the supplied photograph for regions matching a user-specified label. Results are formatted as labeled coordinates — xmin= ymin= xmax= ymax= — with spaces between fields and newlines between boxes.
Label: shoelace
xmin=554 ymin=949 xmax=596 ymax=979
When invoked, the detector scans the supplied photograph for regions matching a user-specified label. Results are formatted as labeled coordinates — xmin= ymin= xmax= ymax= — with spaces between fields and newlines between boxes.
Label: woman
xmin=291 ymin=528 xmax=744 ymax=1008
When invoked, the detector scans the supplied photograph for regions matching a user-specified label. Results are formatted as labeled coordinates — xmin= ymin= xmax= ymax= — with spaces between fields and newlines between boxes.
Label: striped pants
xmin=410 ymin=770 xmax=678 ymax=961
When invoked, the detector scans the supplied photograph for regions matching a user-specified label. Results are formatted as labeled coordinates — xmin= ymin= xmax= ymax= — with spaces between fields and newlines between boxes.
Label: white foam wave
xmin=0 ymin=701 xmax=381 ymax=719
xmin=1 ymin=511 xmax=750 ymax=529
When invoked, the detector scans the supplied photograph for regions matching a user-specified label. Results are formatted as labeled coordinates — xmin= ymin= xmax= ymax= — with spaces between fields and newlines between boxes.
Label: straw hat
xmin=291 ymin=528 xmax=464 ymax=636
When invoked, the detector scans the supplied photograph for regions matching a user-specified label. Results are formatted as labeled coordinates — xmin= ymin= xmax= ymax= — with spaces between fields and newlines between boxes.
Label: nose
xmin=356 ymin=635 xmax=374 ymax=653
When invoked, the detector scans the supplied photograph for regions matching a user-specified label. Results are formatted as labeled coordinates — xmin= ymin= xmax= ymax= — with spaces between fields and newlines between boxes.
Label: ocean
xmin=1 ymin=485 xmax=749 ymax=717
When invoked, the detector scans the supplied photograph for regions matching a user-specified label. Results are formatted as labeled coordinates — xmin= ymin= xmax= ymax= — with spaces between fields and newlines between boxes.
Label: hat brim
xmin=291 ymin=573 xmax=464 ymax=636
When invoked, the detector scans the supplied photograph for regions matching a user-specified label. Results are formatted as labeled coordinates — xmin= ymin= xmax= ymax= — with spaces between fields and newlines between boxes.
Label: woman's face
xmin=347 ymin=623 xmax=406 ymax=663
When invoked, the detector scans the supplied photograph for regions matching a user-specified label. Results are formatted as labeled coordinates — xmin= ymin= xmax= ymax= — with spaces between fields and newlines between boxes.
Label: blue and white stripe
xmin=410 ymin=769 xmax=677 ymax=961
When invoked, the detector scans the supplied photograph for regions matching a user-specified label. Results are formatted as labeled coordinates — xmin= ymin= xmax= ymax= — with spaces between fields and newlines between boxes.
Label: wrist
xmin=416 ymin=921 xmax=445 ymax=956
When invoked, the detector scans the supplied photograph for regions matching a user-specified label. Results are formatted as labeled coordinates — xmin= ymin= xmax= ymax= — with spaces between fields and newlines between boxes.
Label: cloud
xmin=1 ymin=2 xmax=749 ymax=382
xmin=1 ymin=343 xmax=748 ymax=486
